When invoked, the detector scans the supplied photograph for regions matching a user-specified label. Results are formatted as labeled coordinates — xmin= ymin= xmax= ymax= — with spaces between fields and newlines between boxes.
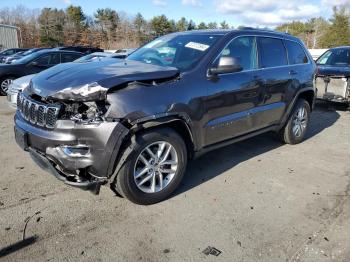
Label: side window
xmin=217 ymin=36 xmax=257 ymax=71
xmin=61 ymin=53 xmax=81 ymax=63
xmin=49 ymin=54 xmax=60 ymax=65
xmin=34 ymin=55 xmax=50 ymax=66
xmin=285 ymin=40 xmax=308 ymax=64
xmin=258 ymin=37 xmax=287 ymax=68
xmin=34 ymin=54 xmax=60 ymax=66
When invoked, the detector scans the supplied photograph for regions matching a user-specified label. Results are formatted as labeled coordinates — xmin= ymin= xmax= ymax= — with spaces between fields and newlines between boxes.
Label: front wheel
xmin=279 ymin=98 xmax=311 ymax=144
xmin=112 ymin=127 xmax=187 ymax=205
xmin=0 ymin=77 xmax=15 ymax=96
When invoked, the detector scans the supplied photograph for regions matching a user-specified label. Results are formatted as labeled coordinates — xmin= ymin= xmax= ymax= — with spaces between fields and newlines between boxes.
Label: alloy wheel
xmin=1 ymin=78 xmax=13 ymax=93
xmin=292 ymin=106 xmax=307 ymax=138
xmin=133 ymin=141 xmax=178 ymax=193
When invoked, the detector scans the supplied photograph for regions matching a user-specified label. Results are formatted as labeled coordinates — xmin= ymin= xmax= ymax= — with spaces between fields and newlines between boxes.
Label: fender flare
xmin=279 ymin=87 xmax=315 ymax=129
xmin=106 ymin=113 xmax=196 ymax=184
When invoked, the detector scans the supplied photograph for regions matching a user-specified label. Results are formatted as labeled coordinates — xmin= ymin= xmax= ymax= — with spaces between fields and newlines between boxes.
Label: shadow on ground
xmin=0 ymin=236 xmax=38 ymax=258
xmin=174 ymin=102 xmax=341 ymax=197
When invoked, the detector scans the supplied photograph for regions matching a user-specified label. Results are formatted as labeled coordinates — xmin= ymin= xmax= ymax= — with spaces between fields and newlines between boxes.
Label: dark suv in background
xmin=14 ymin=29 xmax=316 ymax=204
xmin=0 ymin=50 xmax=83 ymax=95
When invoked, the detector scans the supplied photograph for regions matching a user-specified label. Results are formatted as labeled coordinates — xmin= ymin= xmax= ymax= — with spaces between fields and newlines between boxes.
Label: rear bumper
xmin=14 ymin=111 xmax=129 ymax=191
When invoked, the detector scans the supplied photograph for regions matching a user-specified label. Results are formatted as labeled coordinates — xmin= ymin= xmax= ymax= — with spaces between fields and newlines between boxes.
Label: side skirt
xmin=193 ymin=125 xmax=279 ymax=159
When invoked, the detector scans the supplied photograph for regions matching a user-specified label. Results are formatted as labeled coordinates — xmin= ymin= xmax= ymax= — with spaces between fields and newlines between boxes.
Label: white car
xmin=7 ymin=74 xmax=35 ymax=108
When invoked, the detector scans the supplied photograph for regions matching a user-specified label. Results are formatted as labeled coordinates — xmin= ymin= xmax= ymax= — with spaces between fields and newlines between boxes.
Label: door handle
xmin=289 ymin=70 xmax=298 ymax=76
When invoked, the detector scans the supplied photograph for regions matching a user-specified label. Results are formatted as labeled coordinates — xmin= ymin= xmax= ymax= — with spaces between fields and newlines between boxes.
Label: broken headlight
xmin=62 ymin=101 xmax=109 ymax=123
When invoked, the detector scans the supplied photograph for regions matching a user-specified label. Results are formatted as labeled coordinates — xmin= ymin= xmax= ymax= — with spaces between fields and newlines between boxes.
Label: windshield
xmin=12 ymin=52 xmax=42 ymax=64
xmin=127 ymin=34 xmax=222 ymax=71
xmin=317 ymin=49 xmax=350 ymax=66
xmin=21 ymin=49 xmax=40 ymax=56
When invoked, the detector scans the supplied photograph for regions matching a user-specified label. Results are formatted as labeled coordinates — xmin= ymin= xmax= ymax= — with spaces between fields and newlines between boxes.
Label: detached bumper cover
xmin=15 ymin=112 xmax=129 ymax=180
xmin=29 ymin=148 xmax=103 ymax=193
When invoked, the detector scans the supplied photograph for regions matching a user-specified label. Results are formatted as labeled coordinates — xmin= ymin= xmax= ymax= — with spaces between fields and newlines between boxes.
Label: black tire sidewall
xmin=117 ymin=128 xmax=187 ymax=205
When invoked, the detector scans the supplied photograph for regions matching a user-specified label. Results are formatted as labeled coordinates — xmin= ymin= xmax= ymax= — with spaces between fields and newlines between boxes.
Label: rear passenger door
xmin=284 ymin=39 xmax=311 ymax=90
xmin=252 ymin=37 xmax=290 ymax=129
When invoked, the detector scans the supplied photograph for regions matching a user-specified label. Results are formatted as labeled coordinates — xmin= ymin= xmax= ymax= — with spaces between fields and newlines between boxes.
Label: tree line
xmin=0 ymin=5 xmax=349 ymax=50
xmin=276 ymin=6 xmax=350 ymax=49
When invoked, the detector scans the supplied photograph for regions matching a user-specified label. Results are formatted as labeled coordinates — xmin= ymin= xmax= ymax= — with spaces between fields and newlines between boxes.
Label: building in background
xmin=0 ymin=24 xmax=20 ymax=50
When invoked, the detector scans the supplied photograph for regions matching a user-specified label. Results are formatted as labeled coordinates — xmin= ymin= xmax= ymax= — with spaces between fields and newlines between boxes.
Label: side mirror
xmin=209 ymin=57 xmax=243 ymax=75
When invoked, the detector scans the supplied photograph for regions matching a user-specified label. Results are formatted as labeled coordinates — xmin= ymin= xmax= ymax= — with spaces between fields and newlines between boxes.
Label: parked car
xmin=114 ymin=48 xmax=137 ymax=58
xmin=4 ymin=48 xmax=50 ymax=64
xmin=74 ymin=52 xmax=128 ymax=62
xmin=315 ymin=46 xmax=350 ymax=104
xmin=6 ymin=52 xmax=123 ymax=106
xmin=14 ymin=29 xmax=316 ymax=204
xmin=6 ymin=74 xmax=35 ymax=108
xmin=0 ymin=48 xmax=28 ymax=63
xmin=0 ymin=50 xmax=83 ymax=95
xmin=56 ymin=45 xmax=103 ymax=54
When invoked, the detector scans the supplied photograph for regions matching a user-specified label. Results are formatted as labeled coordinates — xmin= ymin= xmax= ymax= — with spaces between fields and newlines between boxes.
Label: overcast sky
xmin=1 ymin=0 xmax=350 ymax=26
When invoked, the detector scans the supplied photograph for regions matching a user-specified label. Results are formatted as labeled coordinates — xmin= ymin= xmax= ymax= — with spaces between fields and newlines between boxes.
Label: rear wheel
xmin=0 ymin=77 xmax=15 ymax=96
xmin=112 ymin=127 xmax=187 ymax=205
xmin=279 ymin=98 xmax=311 ymax=144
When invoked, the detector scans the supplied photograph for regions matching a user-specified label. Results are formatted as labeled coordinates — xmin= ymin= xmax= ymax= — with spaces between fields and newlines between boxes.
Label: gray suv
xmin=14 ymin=29 xmax=316 ymax=204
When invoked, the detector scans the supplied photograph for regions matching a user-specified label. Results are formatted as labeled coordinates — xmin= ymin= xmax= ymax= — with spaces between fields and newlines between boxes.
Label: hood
xmin=29 ymin=58 xmax=179 ymax=101
xmin=317 ymin=65 xmax=350 ymax=77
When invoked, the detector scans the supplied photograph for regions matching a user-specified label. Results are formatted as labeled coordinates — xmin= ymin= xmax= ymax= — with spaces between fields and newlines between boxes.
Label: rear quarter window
xmin=258 ymin=37 xmax=288 ymax=68
xmin=285 ymin=40 xmax=308 ymax=64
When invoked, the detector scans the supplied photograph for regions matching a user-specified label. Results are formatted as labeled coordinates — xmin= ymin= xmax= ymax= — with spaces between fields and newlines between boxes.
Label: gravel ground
xmin=0 ymin=97 xmax=349 ymax=262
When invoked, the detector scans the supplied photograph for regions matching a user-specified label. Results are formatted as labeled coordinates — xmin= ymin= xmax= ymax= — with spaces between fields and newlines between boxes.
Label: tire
xmin=0 ymin=77 xmax=15 ymax=96
xmin=112 ymin=127 xmax=187 ymax=205
xmin=279 ymin=98 xmax=311 ymax=144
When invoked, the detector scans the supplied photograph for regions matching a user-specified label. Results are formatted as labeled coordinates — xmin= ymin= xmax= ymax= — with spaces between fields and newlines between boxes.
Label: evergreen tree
xmin=176 ymin=17 xmax=188 ymax=31
xmin=320 ymin=7 xmax=350 ymax=48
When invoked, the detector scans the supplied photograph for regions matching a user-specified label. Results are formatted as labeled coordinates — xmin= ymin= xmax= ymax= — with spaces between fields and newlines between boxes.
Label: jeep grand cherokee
xmin=14 ymin=29 xmax=316 ymax=205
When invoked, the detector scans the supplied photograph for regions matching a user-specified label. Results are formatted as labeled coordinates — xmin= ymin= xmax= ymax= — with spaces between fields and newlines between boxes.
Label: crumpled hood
xmin=317 ymin=65 xmax=350 ymax=77
xmin=28 ymin=58 xmax=179 ymax=101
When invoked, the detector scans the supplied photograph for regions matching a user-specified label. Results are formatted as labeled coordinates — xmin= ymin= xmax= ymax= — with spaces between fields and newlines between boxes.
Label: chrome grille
xmin=17 ymin=92 xmax=60 ymax=129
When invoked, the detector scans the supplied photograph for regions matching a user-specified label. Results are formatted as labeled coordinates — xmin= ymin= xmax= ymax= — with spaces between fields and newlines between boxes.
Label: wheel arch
xmin=130 ymin=116 xmax=196 ymax=159
xmin=298 ymin=89 xmax=315 ymax=111
xmin=279 ymin=88 xmax=315 ymax=129
xmin=107 ymin=115 xmax=196 ymax=185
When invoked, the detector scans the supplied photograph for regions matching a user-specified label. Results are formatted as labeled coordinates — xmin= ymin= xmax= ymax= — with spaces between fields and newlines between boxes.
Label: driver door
xmin=203 ymin=36 xmax=264 ymax=146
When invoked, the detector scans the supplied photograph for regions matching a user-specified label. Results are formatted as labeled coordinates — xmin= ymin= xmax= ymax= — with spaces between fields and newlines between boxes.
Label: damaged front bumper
xmin=14 ymin=112 xmax=128 ymax=193
xmin=315 ymin=76 xmax=350 ymax=103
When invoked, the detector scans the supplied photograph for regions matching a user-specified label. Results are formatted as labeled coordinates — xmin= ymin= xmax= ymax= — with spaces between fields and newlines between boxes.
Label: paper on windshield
xmin=185 ymin=42 xmax=210 ymax=51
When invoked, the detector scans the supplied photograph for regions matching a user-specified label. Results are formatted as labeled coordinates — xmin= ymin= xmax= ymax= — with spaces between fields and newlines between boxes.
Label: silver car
xmin=7 ymin=74 xmax=35 ymax=108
